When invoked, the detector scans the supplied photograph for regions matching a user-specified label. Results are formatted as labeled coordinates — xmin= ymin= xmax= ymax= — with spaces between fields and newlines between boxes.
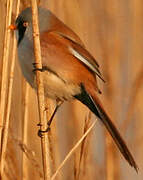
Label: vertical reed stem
xmin=0 ymin=0 xmax=13 ymax=152
xmin=22 ymin=82 xmax=29 ymax=179
xmin=31 ymin=1 xmax=51 ymax=179
xmin=0 ymin=0 xmax=14 ymax=177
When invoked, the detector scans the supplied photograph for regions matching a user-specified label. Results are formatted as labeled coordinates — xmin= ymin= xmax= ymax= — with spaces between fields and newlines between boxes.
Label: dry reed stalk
xmin=45 ymin=99 xmax=61 ymax=179
xmin=100 ymin=4 xmax=118 ymax=177
xmin=95 ymin=4 xmax=118 ymax=178
xmin=0 ymin=0 xmax=13 ymax=152
xmin=81 ymin=134 xmax=93 ymax=180
xmin=47 ymin=130 xmax=55 ymax=173
xmin=4 ymin=153 xmax=20 ymax=180
xmin=121 ymin=68 xmax=143 ymax=133
xmin=105 ymin=133 xmax=114 ymax=180
xmin=15 ymin=138 xmax=43 ymax=178
xmin=71 ymin=102 xmax=88 ymax=179
xmin=76 ymin=112 xmax=92 ymax=180
xmin=105 ymin=134 xmax=120 ymax=180
xmin=22 ymin=82 xmax=30 ymax=179
xmin=31 ymin=1 xmax=51 ymax=179
xmin=51 ymin=120 xmax=97 ymax=180
xmin=4 ymin=136 xmax=21 ymax=179
xmin=0 ymin=0 xmax=14 ymax=177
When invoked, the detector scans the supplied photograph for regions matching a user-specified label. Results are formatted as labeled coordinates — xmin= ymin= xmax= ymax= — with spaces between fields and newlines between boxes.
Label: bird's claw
xmin=38 ymin=127 xmax=51 ymax=137
xmin=32 ymin=63 xmax=43 ymax=72
xmin=33 ymin=68 xmax=43 ymax=72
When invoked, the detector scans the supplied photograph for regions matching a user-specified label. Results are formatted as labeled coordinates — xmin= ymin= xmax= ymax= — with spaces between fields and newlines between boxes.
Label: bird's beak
xmin=9 ymin=24 xmax=17 ymax=30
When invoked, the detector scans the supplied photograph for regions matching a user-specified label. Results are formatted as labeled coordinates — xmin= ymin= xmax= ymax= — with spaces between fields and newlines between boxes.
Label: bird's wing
xmin=42 ymin=31 xmax=105 ymax=82
xmin=40 ymin=30 xmax=102 ymax=93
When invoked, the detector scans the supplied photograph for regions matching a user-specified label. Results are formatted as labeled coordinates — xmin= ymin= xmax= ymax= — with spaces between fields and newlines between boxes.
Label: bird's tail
xmin=74 ymin=84 xmax=138 ymax=172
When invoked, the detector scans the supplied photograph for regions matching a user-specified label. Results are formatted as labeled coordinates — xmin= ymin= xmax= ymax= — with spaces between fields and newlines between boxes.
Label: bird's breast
xmin=42 ymin=70 xmax=81 ymax=100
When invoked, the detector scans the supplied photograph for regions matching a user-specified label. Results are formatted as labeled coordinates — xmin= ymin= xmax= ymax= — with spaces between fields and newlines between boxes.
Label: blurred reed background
xmin=0 ymin=0 xmax=143 ymax=179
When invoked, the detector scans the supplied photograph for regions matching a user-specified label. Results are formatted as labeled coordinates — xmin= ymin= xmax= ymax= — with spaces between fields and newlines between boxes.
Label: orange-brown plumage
xmin=40 ymin=31 xmax=99 ymax=92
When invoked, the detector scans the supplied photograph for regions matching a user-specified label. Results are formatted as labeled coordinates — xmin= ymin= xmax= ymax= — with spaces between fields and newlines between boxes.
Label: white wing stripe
xmin=69 ymin=46 xmax=105 ymax=82
xmin=69 ymin=47 xmax=97 ymax=73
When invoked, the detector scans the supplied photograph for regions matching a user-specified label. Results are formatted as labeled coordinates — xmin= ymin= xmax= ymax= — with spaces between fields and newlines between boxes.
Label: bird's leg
xmin=32 ymin=63 xmax=50 ymax=73
xmin=47 ymin=100 xmax=63 ymax=127
xmin=38 ymin=100 xmax=63 ymax=137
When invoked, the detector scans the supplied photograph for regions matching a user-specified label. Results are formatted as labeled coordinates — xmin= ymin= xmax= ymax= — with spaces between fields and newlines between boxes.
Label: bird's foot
xmin=32 ymin=63 xmax=43 ymax=72
xmin=37 ymin=126 xmax=51 ymax=137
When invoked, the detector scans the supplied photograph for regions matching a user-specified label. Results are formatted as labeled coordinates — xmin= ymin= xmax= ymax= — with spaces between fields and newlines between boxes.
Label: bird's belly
xmin=42 ymin=71 xmax=81 ymax=100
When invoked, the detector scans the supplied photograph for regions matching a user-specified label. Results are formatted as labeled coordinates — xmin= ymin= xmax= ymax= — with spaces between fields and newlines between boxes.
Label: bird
xmin=10 ymin=7 xmax=138 ymax=172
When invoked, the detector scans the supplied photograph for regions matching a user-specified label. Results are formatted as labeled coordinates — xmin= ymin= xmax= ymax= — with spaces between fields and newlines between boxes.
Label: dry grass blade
xmin=0 ymin=0 xmax=13 ymax=152
xmin=122 ymin=67 xmax=143 ymax=133
xmin=45 ymin=99 xmax=62 ymax=180
xmin=22 ymin=82 xmax=30 ymax=179
xmin=15 ymin=138 xmax=43 ymax=178
xmin=76 ymin=112 xmax=92 ymax=180
xmin=0 ymin=0 xmax=20 ymax=176
xmin=51 ymin=120 xmax=97 ymax=180
xmin=0 ymin=0 xmax=14 ymax=177
xmin=31 ymin=1 xmax=51 ymax=179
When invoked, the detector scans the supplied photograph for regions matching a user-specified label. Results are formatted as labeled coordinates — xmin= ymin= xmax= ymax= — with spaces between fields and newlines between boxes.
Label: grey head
xmin=15 ymin=7 xmax=52 ymax=87
xmin=15 ymin=7 xmax=52 ymax=45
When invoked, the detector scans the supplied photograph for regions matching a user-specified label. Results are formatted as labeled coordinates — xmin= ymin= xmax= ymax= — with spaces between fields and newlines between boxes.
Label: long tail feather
xmin=74 ymin=84 xmax=138 ymax=172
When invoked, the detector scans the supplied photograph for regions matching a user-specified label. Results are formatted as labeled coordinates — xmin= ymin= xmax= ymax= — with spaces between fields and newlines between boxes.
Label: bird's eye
xmin=17 ymin=21 xmax=28 ymax=45
xmin=23 ymin=22 xmax=28 ymax=27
